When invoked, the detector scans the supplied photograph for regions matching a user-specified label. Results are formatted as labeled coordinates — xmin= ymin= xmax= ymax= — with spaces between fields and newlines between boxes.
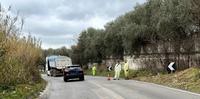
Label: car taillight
xmin=64 ymin=70 xmax=69 ymax=74
xmin=64 ymin=69 xmax=69 ymax=72
xmin=79 ymin=71 xmax=84 ymax=74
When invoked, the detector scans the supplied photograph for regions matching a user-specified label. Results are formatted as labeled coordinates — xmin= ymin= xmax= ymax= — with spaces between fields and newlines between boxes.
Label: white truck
xmin=46 ymin=55 xmax=72 ymax=76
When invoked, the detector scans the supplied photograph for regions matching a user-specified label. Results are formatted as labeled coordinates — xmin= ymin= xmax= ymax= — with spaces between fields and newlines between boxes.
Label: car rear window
xmin=68 ymin=66 xmax=81 ymax=69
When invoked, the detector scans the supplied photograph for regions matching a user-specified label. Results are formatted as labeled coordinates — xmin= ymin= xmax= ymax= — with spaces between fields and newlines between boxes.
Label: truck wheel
xmin=49 ymin=70 xmax=53 ymax=76
xmin=52 ymin=69 xmax=57 ymax=77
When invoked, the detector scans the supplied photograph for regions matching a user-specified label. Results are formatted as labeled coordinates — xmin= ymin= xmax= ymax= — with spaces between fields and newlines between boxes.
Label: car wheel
xmin=80 ymin=76 xmax=84 ymax=81
xmin=64 ymin=77 xmax=68 ymax=82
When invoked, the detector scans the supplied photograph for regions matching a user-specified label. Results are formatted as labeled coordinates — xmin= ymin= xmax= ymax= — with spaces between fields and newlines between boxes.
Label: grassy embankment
xmin=85 ymin=67 xmax=200 ymax=94
xmin=135 ymin=68 xmax=200 ymax=94
xmin=0 ymin=79 xmax=46 ymax=99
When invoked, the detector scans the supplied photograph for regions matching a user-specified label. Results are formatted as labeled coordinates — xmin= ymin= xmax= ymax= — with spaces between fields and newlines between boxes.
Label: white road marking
xmin=133 ymin=80 xmax=200 ymax=97
xmin=89 ymin=81 xmax=125 ymax=99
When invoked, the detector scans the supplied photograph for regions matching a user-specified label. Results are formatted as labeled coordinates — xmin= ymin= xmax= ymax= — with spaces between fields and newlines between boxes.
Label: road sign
xmin=108 ymin=66 xmax=112 ymax=71
xmin=168 ymin=62 xmax=175 ymax=71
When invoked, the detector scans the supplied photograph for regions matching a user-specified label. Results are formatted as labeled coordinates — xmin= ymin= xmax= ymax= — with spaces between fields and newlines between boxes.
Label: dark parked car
xmin=63 ymin=65 xmax=84 ymax=82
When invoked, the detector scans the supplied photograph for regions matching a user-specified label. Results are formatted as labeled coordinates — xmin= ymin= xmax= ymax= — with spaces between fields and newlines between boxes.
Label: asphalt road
xmin=41 ymin=75 xmax=200 ymax=99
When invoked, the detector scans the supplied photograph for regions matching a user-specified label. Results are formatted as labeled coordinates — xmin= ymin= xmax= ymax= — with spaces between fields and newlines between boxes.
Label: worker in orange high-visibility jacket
xmin=124 ymin=60 xmax=129 ymax=80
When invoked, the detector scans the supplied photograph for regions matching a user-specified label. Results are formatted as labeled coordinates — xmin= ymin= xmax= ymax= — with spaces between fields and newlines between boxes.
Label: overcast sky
xmin=1 ymin=0 xmax=146 ymax=49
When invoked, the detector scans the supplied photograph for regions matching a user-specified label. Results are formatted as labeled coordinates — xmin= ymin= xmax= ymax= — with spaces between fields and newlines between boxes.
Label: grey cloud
xmin=25 ymin=23 xmax=79 ymax=36
xmin=3 ymin=0 xmax=63 ymax=17
xmin=41 ymin=36 xmax=75 ymax=49
xmin=58 ymin=0 xmax=139 ymax=21
xmin=57 ymin=10 xmax=94 ymax=21
xmin=42 ymin=37 xmax=74 ymax=45
xmin=23 ymin=16 xmax=84 ymax=36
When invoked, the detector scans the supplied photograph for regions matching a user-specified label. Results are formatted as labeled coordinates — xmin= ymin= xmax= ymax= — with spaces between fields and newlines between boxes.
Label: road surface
xmin=42 ymin=75 xmax=200 ymax=99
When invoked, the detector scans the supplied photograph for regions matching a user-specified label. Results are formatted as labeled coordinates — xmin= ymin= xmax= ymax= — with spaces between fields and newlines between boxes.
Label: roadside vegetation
xmin=0 ymin=80 xmax=46 ymax=99
xmin=0 ymin=5 xmax=45 ymax=98
xmin=135 ymin=67 xmax=200 ymax=94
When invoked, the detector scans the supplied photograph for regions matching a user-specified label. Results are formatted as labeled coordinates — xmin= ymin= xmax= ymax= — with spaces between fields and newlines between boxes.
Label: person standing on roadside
xmin=124 ymin=60 xmax=129 ymax=80
xmin=92 ymin=64 xmax=96 ymax=76
xmin=113 ymin=61 xmax=121 ymax=80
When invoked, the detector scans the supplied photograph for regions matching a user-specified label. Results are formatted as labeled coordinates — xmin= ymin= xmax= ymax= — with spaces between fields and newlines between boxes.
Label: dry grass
xmin=135 ymin=67 xmax=200 ymax=93
xmin=0 ymin=5 xmax=42 ymax=85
